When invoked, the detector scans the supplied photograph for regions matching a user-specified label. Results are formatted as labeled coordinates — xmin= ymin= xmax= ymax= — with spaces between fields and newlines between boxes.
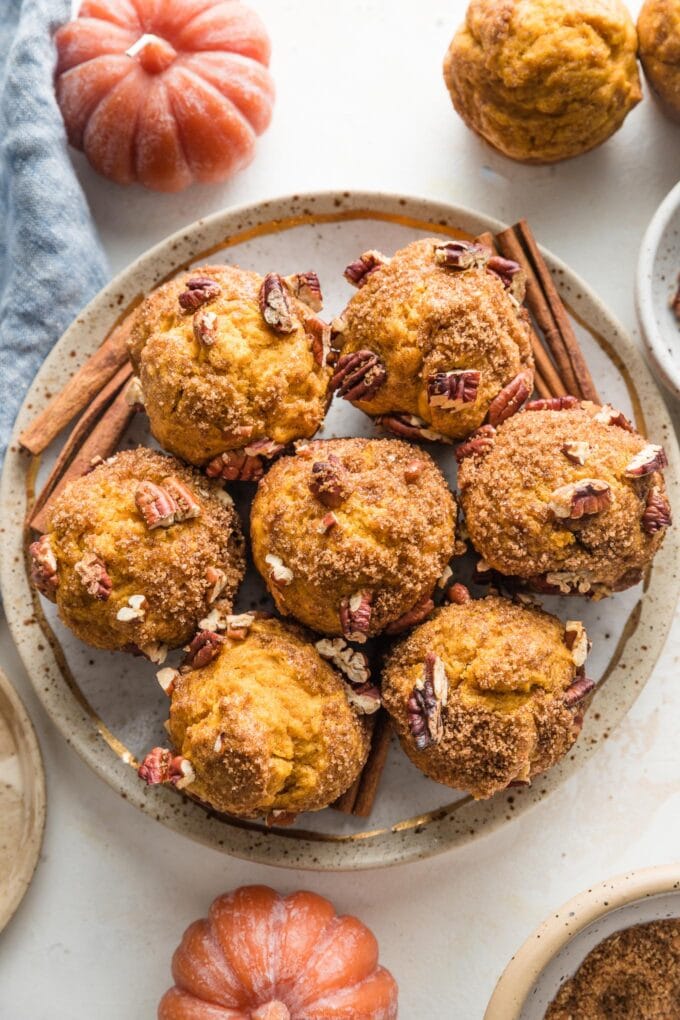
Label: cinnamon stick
xmin=31 ymin=387 xmax=136 ymax=533
xmin=19 ymin=306 xmax=139 ymax=456
xmin=352 ymin=714 xmax=391 ymax=817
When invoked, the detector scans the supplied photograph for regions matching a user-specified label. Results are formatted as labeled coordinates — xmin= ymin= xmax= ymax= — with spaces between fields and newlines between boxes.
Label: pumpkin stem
xmin=251 ymin=1004 xmax=291 ymax=1020
xmin=126 ymin=33 xmax=177 ymax=75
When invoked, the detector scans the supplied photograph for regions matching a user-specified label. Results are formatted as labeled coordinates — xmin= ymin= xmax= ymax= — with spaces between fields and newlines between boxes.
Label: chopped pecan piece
xmin=563 ymin=675 xmax=596 ymax=708
xmin=526 ymin=396 xmax=579 ymax=412
xmin=162 ymin=476 xmax=201 ymax=521
xmin=265 ymin=553 xmax=294 ymax=587
xmin=433 ymin=240 xmax=489 ymax=270
xmin=305 ymin=314 xmax=332 ymax=367
xmin=183 ymin=630 xmax=224 ymax=670
xmin=28 ymin=534 xmax=59 ymax=600
xmin=385 ymin=594 xmax=435 ymax=635
xmin=317 ymin=511 xmax=338 ymax=534
xmin=446 ymin=582 xmax=471 ymax=605
xmin=564 ymin=621 xmax=589 ymax=667
xmin=193 ymin=309 xmax=217 ymax=346
xmin=562 ymin=441 xmax=590 ymax=465
xmin=487 ymin=372 xmax=532 ymax=427
xmin=283 ymin=271 xmax=323 ymax=311
xmin=642 ymin=486 xmax=672 ymax=534
xmin=205 ymin=566 xmax=227 ymax=604
xmin=487 ymin=255 xmax=526 ymax=301
xmin=259 ymin=273 xmax=296 ymax=333
xmin=331 ymin=349 xmax=387 ymax=402
xmin=339 ymin=590 xmax=373 ymax=643
xmin=315 ymin=637 xmax=370 ymax=684
xmin=139 ymin=641 xmax=168 ymax=664
xmin=345 ymin=681 xmax=381 ymax=715
xmin=593 ymin=404 xmax=634 ymax=431
xmin=404 ymin=459 xmax=425 ymax=484
xmin=548 ymin=479 xmax=611 ymax=520
xmin=407 ymin=652 xmax=448 ymax=750
xmin=156 ymin=667 xmax=179 ymax=696
xmin=376 ymin=412 xmax=451 ymax=444
xmin=344 ymin=250 xmax=390 ymax=287
xmin=138 ymin=748 xmax=195 ymax=789
xmin=427 ymin=369 xmax=481 ymax=410
xmin=624 ymin=444 xmax=668 ymax=478
xmin=534 ymin=571 xmax=593 ymax=595
xmin=455 ymin=424 xmax=496 ymax=464
xmin=204 ymin=444 xmax=277 ymax=482
xmin=135 ymin=481 xmax=177 ymax=529
xmin=74 ymin=551 xmax=112 ymax=601
xmin=125 ymin=375 xmax=145 ymax=410
xmin=178 ymin=276 xmax=221 ymax=313
xmin=266 ymin=810 xmax=298 ymax=827
xmin=116 ymin=594 xmax=146 ymax=622
xmin=308 ymin=455 xmax=353 ymax=508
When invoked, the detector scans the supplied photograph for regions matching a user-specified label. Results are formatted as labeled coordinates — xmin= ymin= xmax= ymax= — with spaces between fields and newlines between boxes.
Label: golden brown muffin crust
xmin=128 ymin=264 xmax=332 ymax=466
xmin=43 ymin=448 xmax=244 ymax=654
xmin=250 ymin=437 xmax=457 ymax=638
xmin=382 ymin=596 xmax=585 ymax=799
xmin=639 ymin=0 xmax=680 ymax=122
xmin=167 ymin=618 xmax=370 ymax=816
xmin=458 ymin=404 xmax=670 ymax=595
xmin=443 ymin=0 xmax=641 ymax=163
xmin=335 ymin=238 xmax=533 ymax=440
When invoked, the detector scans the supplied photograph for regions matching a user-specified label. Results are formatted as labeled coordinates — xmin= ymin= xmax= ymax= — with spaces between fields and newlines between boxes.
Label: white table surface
xmin=2 ymin=2 xmax=680 ymax=1017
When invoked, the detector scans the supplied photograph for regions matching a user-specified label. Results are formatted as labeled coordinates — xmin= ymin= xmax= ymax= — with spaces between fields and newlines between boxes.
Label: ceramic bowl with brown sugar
xmin=485 ymin=863 xmax=680 ymax=1019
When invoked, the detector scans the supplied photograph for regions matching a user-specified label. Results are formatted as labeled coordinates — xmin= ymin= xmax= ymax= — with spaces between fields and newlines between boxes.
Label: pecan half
xmin=265 ymin=553 xmax=294 ymax=587
xmin=182 ymin=630 xmax=224 ymax=670
xmin=564 ymin=621 xmax=589 ymax=667
xmin=433 ymin=240 xmax=489 ymax=270
xmin=487 ymin=372 xmax=532 ymax=427
xmin=548 ymin=479 xmax=612 ymax=520
xmin=344 ymin=250 xmax=390 ymax=287
xmin=331 ymin=349 xmax=387 ymax=402
xmin=624 ymin=444 xmax=668 ymax=478
xmin=487 ymin=255 xmax=525 ymax=301
xmin=74 ymin=552 xmax=112 ymax=601
xmin=642 ymin=486 xmax=672 ymax=534
xmin=446 ymin=582 xmax=471 ymax=605
xmin=376 ymin=412 xmax=451 ymax=444
xmin=562 ymin=441 xmax=590 ymax=465
xmin=283 ymin=271 xmax=323 ymax=311
xmin=308 ymin=455 xmax=353 ymax=508
xmin=427 ymin=369 xmax=481 ymax=410
xmin=407 ymin=652 xmax=448 ymax=750
xmin=315 ymin=637 xmax=370 ymax=685
xmin=138 ymin=748 xmax=195 ymax=789
xmin=455 ymin=424 xmax=496 ymax=464
xmin=161 ymin=476 xmax=200 ymax=521
xmin=339 ymin=590 xmax=373 ymax=643
xmin=563 ymin=675 xmax=596 ymax=708
xmin=29 ymin=534 xmax=59 ymax=600
xmin=135 ymin=481 xmax=177 ymax=529
xmin=385 ymin=594 xmax=434 ymax=635
xmin=178 ymin=276 xmax=221 ymax=313
xmin=205 ymin=441 xmax=283 ymax=482
xmin=259 ymin=273 xmax=296 ymax=333
xmin=345 ymin=681 xmax=382 ymax=715
xmin=593 ymin=404 xmax=634 ymax=431
xmin=193 ymin=309 xmax=217 ymax=346
xmin=526 ymin=396 xmax=579 ymax=412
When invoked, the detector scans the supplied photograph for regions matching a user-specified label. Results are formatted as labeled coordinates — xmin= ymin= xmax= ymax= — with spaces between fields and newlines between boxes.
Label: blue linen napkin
xmin=0 ymin=0 xmax=109 ymax=462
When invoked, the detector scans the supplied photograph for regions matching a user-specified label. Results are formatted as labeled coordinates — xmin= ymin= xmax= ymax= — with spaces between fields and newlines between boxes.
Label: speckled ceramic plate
xmin=485 ymin=863 xmax=680 ymax=1019
xmin=637 ymin=179 xmax=680 ymax=397
xmin=0 ymin=668 xmax=45 ymax=931
xmin=2 ymin=191 xmax=679 ymax=870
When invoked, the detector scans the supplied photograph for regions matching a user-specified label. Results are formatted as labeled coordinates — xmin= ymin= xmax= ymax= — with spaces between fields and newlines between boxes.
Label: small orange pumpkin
xmin=55 ymin=0 xmax=275 ymax=192
xmin=158 ymin=886 xmax=399 ymax=1019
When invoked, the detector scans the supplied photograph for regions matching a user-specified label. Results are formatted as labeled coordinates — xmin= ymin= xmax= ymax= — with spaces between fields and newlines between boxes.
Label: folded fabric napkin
xmin=0 ymin=0 xmax=109 ymax=463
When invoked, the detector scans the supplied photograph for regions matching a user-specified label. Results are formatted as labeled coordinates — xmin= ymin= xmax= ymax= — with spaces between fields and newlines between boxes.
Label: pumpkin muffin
xmin=127 ymin=264 xmax=332 ymax=476
xmin=382 ymin=594 xmax=593 ymax=799
xmin=331 ymin=238 xmax=533 ymax=443
xmin=28 ymin=448 xmax=244 ymax=660
xmin=138 ymin=617 xmax=372 ymax=818
xmin=638 ymin=0 xmax=680 ymax=122
xmin=250 ymin=437 xmax=457 ymax=641
xmin=457 ymin=399 xmax=672 ymax=597
xmin=443 ymin=0 xmax=641 ymax=163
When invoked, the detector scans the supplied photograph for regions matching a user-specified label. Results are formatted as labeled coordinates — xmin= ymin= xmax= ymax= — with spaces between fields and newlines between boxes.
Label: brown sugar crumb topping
xmin=545 ymin=919 xmax=680 ymax=1020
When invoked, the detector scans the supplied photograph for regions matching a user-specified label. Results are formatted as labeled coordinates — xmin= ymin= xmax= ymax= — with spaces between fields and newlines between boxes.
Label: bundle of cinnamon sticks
xmin=20 ymin=219 xmax=598 ymax=822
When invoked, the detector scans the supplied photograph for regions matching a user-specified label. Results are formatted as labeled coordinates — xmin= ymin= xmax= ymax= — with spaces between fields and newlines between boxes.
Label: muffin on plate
xmin=127 ymin=265 xmax=332 ymax=477
xmin=331 ymin=238 xmax=533 ymax=442
xmin=457 ymin=399 xmax=672 ymax=597
xmin=443 ymin=0 xmax=641 ymax=163
xmin=638 ymin=0 xmax=680 ymax=122
xmin=382 ymin=593 xmax=593 ymax=799
xmin=250 ymin=437 xmax=457 ymax=640
xmin=137 ymin=617 xmax=372 ymax=818
xmin=28 ymin=448 xmax=244 ymax=660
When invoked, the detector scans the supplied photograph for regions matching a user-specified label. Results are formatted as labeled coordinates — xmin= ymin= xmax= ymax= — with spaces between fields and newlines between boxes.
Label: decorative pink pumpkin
xmin=55 ymin=0 xmax=275 ymax=192
xmin=158 ymin=886 xmax=399 ymax=1019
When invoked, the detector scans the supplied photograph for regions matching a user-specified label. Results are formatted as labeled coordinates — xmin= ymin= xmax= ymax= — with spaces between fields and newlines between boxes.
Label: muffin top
xmin=333 ymin=237 xmax=533 ymax=441
xmin=127 ymin=264 xmax=332 ymax=467
xmin=382 ymin=595 xmax=589 ymax=798
xmin=32 ymin=448 xmax=244 ymax=656
xmin=443 ymin=0 xmax=641 ymax=163
xmin=250 ymin=437 xmax=457 ymax=639
xmin=638 ymin=0 xmax=680 ymax=120
xmin=457 ymin=402 xmax=671 ymax=595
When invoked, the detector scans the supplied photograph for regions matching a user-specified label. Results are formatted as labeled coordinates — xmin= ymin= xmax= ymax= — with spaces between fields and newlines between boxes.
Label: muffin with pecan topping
xmin=127 ymin=265 xmax=332 ymax=477
xmin=638 ymin=0 xmax=680 ymax=122
xmin=457 ymin=400 xmax=672 ymax=597
xmin=331 ymin=237 xmax=534 ymax=442
xmin=382 ymin=593 xmax=593 ymax=798
xmin=28 ymin=448 xmax=244 ymax=659
xmin=249 ymin=437 xmax=457 ymax=641
xmin=137 ymin=617 xmax=372 ymax=818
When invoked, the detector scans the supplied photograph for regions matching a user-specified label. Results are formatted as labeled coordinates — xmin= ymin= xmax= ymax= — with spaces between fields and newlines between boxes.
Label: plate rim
xmin=2 ymin=188 xmax=679 ymax=871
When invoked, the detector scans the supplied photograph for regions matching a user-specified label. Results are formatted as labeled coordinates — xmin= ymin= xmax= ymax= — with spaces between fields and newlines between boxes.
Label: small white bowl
xmin=637 ymin=180 xmax=680 ymax=398
xmin=485 ymin=864 xmax=680 ymax=1019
